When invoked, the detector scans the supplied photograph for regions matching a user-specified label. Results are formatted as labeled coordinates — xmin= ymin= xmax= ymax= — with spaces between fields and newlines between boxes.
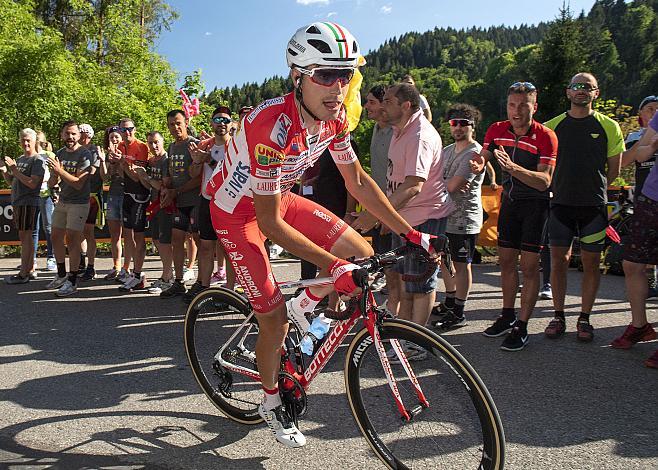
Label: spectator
xmin=610 ymin=110 xmax=658 ymax=369
xmin=1 ymin=128 xmax=46 ymax=283
xmin=117 ymin=118 xmax=151 ymax=292
xmin=103 ymin=126 xmax=129 ymax=280
xmin=622 ymin=95 xmax=658 ymax=299
xmin=184 ymin=106 xmax=234 ymax=301
xmin=78 ymin=124 xmax=106 ymax=281
xmin=434 ymin=104 xmax=485 ymax=331
xmin=472 ymin=81 xmax=557 ymax=351
xmin=354 ymin=82 xmax=452 ymax=356
xmin=159 ymin=109 xmax=201 ymax=298
xmin=45 ymin=121 xmax=93 ymax=296
xmin=401 ymin=74 xmax=432 ymax=122
xmin=135 ymin=131 xmax=173 ymax=294
xmin=35 ymin=131 xmax=56 ymax=272
xmin=543 ymin=73 xmax=624 ymax=342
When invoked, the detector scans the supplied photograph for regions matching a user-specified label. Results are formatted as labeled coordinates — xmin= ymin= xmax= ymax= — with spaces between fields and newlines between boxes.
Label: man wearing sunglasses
xmin=206 ymin=22 xmax=442 ymax=448
xmin=184 ymin=106 xmax=235 ymax=302
xmin=471 ymin=81 xmax=558 ymax=351
xmin=117 ymin=118 xmax=150 ymax=292
xmin=543 ymin=73 xmax=624 ymax=343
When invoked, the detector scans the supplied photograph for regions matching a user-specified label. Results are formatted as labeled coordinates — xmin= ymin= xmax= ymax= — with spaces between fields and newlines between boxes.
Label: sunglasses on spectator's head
xmin=212 ymin=116 xmax=232 ymax=125
xmin=568 ymin=82 xmax=598 ymax=91
xmin=509 ymin=81 xmax=536 ymax=92
xmin=296 ymin=66 xmax=355 ymax=87
xmin=120 ymin=126 xmax=135 ymax=133
xmin=449 ymin=118 xmax=474 ymax=127
xmin=108 ymin=126 xmax=120 ymax=133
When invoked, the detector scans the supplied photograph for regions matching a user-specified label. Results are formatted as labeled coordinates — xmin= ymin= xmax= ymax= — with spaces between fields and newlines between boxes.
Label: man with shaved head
xmin=543 ymin=72 xmax=625 ymax=343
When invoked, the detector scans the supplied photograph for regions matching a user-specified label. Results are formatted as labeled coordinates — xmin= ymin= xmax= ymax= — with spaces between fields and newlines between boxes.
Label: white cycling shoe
xmin=258 ymin=403 xmax=306 ymax=448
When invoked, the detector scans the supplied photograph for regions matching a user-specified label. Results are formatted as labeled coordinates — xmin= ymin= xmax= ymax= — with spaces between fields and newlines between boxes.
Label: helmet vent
xmin=306 ymin=25 xmax=321 ymax=34
xmin=352 ymin=41 xmax=358 ymax=53
xmin=308 ymin=39 xmax=332 ymax=53
xmin=287 ymin=48 xmax=298 ymax=57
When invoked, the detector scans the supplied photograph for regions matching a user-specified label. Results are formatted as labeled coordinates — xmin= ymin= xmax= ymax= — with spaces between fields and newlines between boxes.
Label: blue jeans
xmin=33 ymin=196 xmax=54 ymax=259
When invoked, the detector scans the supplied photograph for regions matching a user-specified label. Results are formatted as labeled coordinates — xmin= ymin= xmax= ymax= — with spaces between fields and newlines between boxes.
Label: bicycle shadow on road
xmin=0 ymin=410 xmax=265 ymax=469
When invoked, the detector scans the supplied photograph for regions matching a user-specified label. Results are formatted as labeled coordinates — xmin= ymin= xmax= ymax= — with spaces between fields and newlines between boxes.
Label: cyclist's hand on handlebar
xmin=403 ymin=229 xmax=444 ymax=257
xmin=329 ymin=258 xmax=363 ymax=296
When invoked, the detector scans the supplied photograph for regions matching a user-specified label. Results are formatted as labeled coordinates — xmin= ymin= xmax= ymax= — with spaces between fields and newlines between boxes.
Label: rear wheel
xmin=184 ymin=287 xmax=263 ymax=424
xmin=345 ymin=319 xmax=505 ymax=469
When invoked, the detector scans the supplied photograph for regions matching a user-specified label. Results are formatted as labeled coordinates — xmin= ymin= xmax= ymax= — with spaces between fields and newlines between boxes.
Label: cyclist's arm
xmin=253 ymin=192 xmax=337 ymax=269
xmin=338 ymin=160 xmax=412 ymax=236
xmin=505 ymin=161 xmax=553 ymax=191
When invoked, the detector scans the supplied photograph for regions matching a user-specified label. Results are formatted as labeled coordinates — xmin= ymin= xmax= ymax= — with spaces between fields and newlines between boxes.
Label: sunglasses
xmin=509 ymin=81 xmax=536 ymax=92
xmin=449 ymin=118 xmax=474 ymax=127
xmin=212 ymin=116 xmax=232 ymax=125
xmin=119 ymin=126 xmax=135 ymax=133
xmin=297 ymin=66 xmax=355 ymax=87
xmin=568 ymin=82 xmax=598 ymax=91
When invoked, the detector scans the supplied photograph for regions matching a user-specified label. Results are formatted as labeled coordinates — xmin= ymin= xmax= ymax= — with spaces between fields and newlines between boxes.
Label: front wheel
xmin=345 ymin=319 xmax=505 ymax=469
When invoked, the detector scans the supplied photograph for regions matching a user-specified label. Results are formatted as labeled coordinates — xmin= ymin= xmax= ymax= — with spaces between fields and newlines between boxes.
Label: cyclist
xmin=206 ymin=22 xmax=439 ymax=448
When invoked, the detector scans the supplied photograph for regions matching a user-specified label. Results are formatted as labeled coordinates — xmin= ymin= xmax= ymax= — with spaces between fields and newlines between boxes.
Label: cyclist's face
xmin=295 ymin=66 xmax=349 ymax=122
xmin=506 ymin=92 xmax=536 ymax=130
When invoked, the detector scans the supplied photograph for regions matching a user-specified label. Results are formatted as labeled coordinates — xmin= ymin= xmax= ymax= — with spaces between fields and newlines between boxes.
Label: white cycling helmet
xmin=286 ymin=22 xmax=360 ymax=68
xmin=79 ymin=123 xmax=94 ymax=139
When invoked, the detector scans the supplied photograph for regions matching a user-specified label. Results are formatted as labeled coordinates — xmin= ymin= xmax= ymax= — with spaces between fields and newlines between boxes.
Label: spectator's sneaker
xmin=610 ymin=323 xmax=656 ymax=349
xmin=576 ymin=320 xmax=594 ymax=343
xmin=482 ymin=316 xmax=516 ymax=337
xmin=431 ymin=302 xmax=453 ymax=318
xmin=182 ymin=267 xmax=195 ymax=284
xmin=79 ymin=267 xmax=96 ymax=281
xmin=47 ymin=275 xmax=68 ymax=290
xmin=258 ymin=403 xmax=306 ymax=448
xmin=104 ymin=268 xmax=119 ymax=281
xmin=160 ymin=280 xmax=186 ymax=298
xmin=148 ymin=279 xmax=170 ymax=295
xmin=500 ymin=327 xmax=529 ymax=351
xmin=56 ymin=280 xmax=77 ymax=297
xmin=644 ymin=349 xmax=658 ymax=369
xmin=115 ymin=268 xmax=130 ymax=283
xmin=46 ymin=258 xmax=57 ymax=272
xmin=183 ymin=281 xmax=208 ymax=304
xmin=119 ymin=274 xmax=146 ymax=292
xmin=433 ymin=311 xmax=466 ymax=331
xmin=27 ymin=271 xmax=38 ymax=280
xmin=210 ymin=267 xmax=227 ymax=285
xmin=5 ymin=274 xmax=30 ymax=284
xmin=544 ymin=317 xmax=566 ymax=339
xmin=538 ymin=283 xmax=553 ymax=300
xmin=387 ymin=341 xmax=428 ymax=363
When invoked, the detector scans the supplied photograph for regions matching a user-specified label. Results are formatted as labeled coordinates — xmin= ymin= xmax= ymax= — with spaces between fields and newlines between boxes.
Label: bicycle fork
xmin=367 ymin=320 xmax=430 ymax=421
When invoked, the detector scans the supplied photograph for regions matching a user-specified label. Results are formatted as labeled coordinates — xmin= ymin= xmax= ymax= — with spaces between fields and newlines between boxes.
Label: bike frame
xmin=214 ymin=277 xmax=429 ymax=421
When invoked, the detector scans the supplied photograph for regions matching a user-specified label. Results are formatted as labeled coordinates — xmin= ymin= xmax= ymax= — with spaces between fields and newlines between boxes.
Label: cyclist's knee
xmin=331 ymin=227 xmax=374 ymax=258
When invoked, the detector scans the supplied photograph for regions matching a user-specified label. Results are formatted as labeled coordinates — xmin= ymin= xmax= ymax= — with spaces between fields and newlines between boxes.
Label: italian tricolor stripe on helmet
xmin=323 ymin=22 xmax=349 ymax=58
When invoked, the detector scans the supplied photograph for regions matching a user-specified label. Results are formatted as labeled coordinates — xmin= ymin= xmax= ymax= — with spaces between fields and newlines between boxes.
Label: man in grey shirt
xmin=46 ymin=121 xmax=92 ymax=296
xmin=362 ymin=84 xmax=393 ymax=261
xmin=159 ymin=109 xmax=201 ymax=298
xmin=434 ymin=104 xmax=485 ymax=331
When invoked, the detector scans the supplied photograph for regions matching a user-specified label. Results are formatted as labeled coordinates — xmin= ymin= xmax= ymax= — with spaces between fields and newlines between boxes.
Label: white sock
xmin=263 ymin=387 xmax=282 ymax=410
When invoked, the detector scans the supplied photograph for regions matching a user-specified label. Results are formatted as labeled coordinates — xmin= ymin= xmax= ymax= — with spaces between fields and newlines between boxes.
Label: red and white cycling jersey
xmin=206 ymin=92 xmax=356 ymax=213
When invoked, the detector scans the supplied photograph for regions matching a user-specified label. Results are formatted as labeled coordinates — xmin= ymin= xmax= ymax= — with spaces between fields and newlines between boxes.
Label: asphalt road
xmin=0 ymin=256 xmax=656 ymax=469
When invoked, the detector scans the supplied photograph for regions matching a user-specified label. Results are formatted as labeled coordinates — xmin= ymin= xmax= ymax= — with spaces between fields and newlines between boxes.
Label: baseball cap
xmin=638 ymin=95 xmax=657 ymax=111
xmin=79 ymin=123 xmax=94 ymax=139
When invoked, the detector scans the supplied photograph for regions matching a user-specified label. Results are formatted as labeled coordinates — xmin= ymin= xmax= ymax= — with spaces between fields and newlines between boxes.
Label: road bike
xmin=184 ymin=239 xmax=505 ymax=469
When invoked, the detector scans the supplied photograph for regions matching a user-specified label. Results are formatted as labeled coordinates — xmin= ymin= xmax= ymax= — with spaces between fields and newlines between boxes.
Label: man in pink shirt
xmin=354 ymin=82 xmax=452 ymax=359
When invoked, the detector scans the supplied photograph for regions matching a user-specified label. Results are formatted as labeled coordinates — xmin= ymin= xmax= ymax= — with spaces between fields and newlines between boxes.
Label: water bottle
xmin=300 ymin=314 xmax=331 ymax=355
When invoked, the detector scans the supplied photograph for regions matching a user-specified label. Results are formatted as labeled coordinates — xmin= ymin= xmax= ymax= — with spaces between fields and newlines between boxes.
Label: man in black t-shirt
xmin=543 ymin=73 xmax=625 ymax=342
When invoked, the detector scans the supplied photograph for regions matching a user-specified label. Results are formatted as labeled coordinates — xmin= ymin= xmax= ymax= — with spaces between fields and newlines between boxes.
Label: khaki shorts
xmin=52 ymin=202 xmax=90 ymax=232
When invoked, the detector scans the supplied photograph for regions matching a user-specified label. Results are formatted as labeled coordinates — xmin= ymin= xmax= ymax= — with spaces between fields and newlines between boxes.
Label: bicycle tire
xmin=345 ymin=319 xmax=505 ymax=469
xmin=184 ymin=287 xmax=263 ymax=425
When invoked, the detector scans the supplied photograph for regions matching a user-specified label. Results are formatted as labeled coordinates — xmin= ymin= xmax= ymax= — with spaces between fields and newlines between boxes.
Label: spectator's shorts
xmin=497 ymin=197 xmax=549 ymax=253
xmin=14 ymin=205 xmax=39 ymax=231
xmin=52 ymin=202 xmax=89 ymax=232
xmin=549 ymin=204 xmax=607 ymax=253
xmin=447 ymin=232 xmax=478 ymax=264
xmin=391 ymin=218 xmax=447 ymax=294
xmin=623 ymin=195 xmax=658 ymax=265
xmin=173 ymin=205 xmax=199 ymax=233
xmin=198 ymin=197 xmax=218 ymax=241
xmin=150 ymin=210 xmax=173 ymax=244
xmin=106 ymin=193 xmax=123 ymax=221
xmin=122 ymin=193 xmax=149 ymax=233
